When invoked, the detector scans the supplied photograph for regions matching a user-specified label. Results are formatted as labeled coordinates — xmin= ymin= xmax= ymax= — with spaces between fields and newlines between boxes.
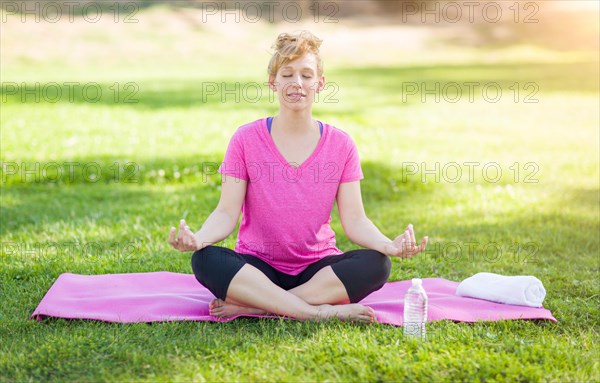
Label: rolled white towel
xmin=456 ymin=272 xmax=546 ymax=307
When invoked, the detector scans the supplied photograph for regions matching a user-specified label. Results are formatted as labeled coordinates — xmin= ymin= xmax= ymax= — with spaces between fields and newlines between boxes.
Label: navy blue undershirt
xmin=267 ymin=117 xmax=323 ymax=136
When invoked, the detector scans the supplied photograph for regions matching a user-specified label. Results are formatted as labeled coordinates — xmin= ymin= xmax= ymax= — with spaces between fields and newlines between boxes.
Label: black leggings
xmin=191 ymin=245 xmax=391 ymax=304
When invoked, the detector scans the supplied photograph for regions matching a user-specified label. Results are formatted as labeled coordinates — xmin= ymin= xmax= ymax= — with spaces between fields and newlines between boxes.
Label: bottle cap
xmin=412 ymin=278 xmax=422 ymax=286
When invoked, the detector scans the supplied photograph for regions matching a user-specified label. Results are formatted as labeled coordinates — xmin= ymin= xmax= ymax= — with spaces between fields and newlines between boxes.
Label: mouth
xmin=286 ymin=93 xmax=306 ymax=98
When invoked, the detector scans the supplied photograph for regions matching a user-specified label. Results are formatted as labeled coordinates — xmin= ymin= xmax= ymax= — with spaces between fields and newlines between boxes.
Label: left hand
xmin=383 ymin=224 xmax=428 ymax=258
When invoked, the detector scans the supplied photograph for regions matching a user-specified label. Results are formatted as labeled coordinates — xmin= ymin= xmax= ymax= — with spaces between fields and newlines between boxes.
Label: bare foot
xmin=209 ymin=298 xmax=270 ymax=318
xmin=316 ymin=303 xmax=376 ymax=324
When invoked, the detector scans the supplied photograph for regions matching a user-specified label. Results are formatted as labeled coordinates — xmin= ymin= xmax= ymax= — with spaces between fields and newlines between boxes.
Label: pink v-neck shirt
xmin=217 ymin=117 xmax=364 ymax=275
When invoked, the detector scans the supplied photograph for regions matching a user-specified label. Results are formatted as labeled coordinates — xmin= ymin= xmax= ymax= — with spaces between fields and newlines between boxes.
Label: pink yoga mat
xmin=30 ymin=272 xmax=557 ymax=325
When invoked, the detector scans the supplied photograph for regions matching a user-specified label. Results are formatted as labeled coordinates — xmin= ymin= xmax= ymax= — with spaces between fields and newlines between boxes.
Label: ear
xmin=315 ymin=75 xmax=326 ymax=93
xmin=268 ymin=75 xmax=278 ymax=92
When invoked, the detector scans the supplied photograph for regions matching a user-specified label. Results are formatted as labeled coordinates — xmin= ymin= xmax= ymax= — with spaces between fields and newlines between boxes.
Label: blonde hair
xmin=268 ymin=30 xmax=323 ymax=77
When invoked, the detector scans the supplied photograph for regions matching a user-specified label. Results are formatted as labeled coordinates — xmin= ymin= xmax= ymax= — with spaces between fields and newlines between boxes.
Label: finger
xmin=178 ymin=219 xmax=186 ymax=241
xmin=392 ymin=233 xmax=403 ymax=248
xmin=402 ymin=230 xmax=411 ymax=253
xmin=408 ymin=224 xmax=417 ymax=247
xmin=396 ymin=242 xmax=410 ymax=258
xmin=168 ymin=226 xmax=177 ymax=245
xmin=409 ymin=229 xmax=420 ymax=255
xmin=419 ymin=236 xmax=429 ymax=252
xmin=396 ymin=236 xmax=405 ymax=255
xmin=183 ymin=228 xmax=193 ymax=248
xmin=412 ymin=236 xmax=429 ymax=255
xmin=185 ymin=226 xmax=197 ymax=247
xmin=188 ymin=228 xmax=199 ymax=249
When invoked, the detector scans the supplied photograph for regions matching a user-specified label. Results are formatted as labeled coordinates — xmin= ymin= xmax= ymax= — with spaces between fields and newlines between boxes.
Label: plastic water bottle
xmin=403 ymin=278 xmax=428 ymax=340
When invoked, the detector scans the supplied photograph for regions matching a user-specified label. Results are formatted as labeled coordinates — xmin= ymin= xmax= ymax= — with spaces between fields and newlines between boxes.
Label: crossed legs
xmin=211 ymin=263 xmax=375 ymax=323
xmin=191 ymin=246 xmax=391 ymax=323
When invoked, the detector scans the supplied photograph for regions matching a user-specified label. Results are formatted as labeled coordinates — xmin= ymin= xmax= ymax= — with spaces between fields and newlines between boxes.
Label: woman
xmin=168 ymin=31 xmax=428 ymax=323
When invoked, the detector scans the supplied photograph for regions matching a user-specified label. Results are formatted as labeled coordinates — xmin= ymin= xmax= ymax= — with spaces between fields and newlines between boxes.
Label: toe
xmin=368 ymin=307 xmax=376 ymax=318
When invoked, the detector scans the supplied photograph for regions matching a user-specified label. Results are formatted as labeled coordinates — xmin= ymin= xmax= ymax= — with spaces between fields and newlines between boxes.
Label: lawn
xmin=1 ymin=5 xmax=599 ymax=382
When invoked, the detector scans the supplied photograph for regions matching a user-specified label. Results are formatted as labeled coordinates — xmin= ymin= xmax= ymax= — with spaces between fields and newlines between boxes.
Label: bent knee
xmin=345 ymin=250 xmax=391 ymax=285
xmin=343 ymin=250 xmax=392 ymax=303
xmin=190 ymin=246 xmax=244 ymax=300
xmin=191 ymin=245 xmax=228 ymax=278
xmin=190 ymin=246 xmax=209 ymax=274
xmin=365 ymin=250 xmax=392 ymax=286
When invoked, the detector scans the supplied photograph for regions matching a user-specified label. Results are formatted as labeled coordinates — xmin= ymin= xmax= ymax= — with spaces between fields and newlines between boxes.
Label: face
xmin=269 ymin=53 xmax=325 ymax=112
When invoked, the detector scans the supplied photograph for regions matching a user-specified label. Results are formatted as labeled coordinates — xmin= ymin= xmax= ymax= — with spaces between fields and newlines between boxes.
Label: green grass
xmin=1 ymin=7 xmax=599 ymax=382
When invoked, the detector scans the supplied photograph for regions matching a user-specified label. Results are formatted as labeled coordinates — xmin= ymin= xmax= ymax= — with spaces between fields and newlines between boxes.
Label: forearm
xmin=193 ymin=210 xmax=238 ymax=250
xmin=344 ymin=217 xmax=393 ymax=255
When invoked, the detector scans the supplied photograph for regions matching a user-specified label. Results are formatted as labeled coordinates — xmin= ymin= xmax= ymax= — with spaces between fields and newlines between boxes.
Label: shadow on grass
xmin=3 ymin=155 xmax=597 ymax=293
xmin=559 ymin=187 xmax=600 ymax=212
xmin=0 ymin=155 xmax=429 ymax=237
xmin=331 ymin=60 xmax=600 ymax=95
xmin=2 ymin=60 xmax=598 ymax=110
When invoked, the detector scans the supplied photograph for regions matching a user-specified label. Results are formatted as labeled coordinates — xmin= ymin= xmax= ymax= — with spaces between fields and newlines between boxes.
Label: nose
xmin=286 ymin=79 xmax=303 ymax=94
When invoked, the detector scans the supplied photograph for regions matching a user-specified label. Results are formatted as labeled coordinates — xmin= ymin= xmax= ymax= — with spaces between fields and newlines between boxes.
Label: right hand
xmin=168 ymin=219 xmax=200 ymax=252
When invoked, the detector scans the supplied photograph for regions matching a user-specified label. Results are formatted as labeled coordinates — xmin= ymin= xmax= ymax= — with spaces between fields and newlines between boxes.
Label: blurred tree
xmin=5 ymin=0 xmax=597 ymax=51
xmin=373 ymin=0 xmax=437 ymax=14
xmin=4 ymin=0 xmax=440 ymax=17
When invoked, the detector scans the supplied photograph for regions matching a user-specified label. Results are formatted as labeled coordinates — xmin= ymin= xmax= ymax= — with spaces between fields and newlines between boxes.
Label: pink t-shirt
xmin=217 ymin=117 xmax=364 ymax=275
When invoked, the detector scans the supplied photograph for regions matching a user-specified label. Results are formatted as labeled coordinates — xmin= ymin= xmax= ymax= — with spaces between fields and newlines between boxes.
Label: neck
xmin=274 ymin=109 xmax=316 ymax=134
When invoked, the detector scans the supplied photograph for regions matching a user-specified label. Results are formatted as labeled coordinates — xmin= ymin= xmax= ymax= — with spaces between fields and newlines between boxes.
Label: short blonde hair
xmin=268 ymin=30 xmax=323 ymax=77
